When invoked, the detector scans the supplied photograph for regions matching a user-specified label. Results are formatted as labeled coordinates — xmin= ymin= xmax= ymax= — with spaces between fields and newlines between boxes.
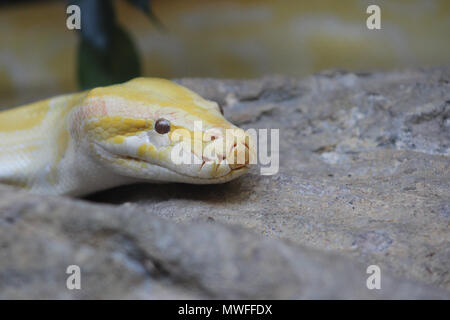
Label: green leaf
xmin=77 ymin=24 xmax=141 ymax=90
xmin=69 ymin=0 xmax=141 ymax=89
xmin=69 ymin=0 xmax=116 ymax=51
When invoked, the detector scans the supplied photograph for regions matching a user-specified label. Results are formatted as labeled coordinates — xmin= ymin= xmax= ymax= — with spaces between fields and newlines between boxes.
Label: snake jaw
xmin=92 ymin=132 xmax=251 ymax=184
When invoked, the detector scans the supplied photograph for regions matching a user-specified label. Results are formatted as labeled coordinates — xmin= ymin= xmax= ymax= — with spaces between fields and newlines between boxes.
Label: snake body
xmin=0 ymin=78 xmax=252 ymax=196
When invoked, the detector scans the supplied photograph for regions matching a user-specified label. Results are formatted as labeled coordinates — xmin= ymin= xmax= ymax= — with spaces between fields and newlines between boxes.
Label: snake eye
xmin=218 ymin=104 xmax=224 ymax=115
xmin=155 ymin=118 xmax=171 ymax=134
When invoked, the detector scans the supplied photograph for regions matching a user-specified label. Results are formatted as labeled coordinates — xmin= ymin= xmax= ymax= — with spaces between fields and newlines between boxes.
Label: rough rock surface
xmin=1 ymin=67 xmax=449 ymax=299
xmin=0 ymin=186 xmax=447 ymax=299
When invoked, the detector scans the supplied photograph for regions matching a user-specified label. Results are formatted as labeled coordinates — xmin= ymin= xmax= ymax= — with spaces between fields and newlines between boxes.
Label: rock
xmin=0 ymin=185 xmax=447 ymax=299
xmin=1 ymin=67 xmax=449 ymax=298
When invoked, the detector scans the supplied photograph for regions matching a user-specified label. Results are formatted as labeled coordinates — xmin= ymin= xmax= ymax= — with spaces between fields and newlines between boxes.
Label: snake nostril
xmin=228 ymin=142 xmax=250 ymax=170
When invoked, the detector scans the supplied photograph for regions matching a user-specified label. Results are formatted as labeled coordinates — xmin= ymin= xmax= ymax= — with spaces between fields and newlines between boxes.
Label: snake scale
xmin=0 ymin=78 xmax=253 ymax=196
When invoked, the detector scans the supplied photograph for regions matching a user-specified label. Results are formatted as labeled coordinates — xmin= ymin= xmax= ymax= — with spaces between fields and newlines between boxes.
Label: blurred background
xmin=0 ymin=0 xmax=449 ymax=108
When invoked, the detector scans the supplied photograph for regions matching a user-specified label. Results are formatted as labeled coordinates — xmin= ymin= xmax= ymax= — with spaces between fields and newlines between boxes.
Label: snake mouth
xmin=120 ymin=153 xmax=249 ymax=179
xmin=94 ymin=136 xmax=252 ymax=183
xmin=109 ymin=149 xmax=250 ymax=183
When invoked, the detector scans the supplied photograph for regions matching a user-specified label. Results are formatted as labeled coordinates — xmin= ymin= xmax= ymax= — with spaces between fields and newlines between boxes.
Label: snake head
xmin=74 ymin=78 xmax=255 ymax=184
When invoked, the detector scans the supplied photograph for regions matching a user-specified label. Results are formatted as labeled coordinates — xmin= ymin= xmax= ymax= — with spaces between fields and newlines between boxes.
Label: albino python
xmin=0 ymin=78 xmax=252 ymax=196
